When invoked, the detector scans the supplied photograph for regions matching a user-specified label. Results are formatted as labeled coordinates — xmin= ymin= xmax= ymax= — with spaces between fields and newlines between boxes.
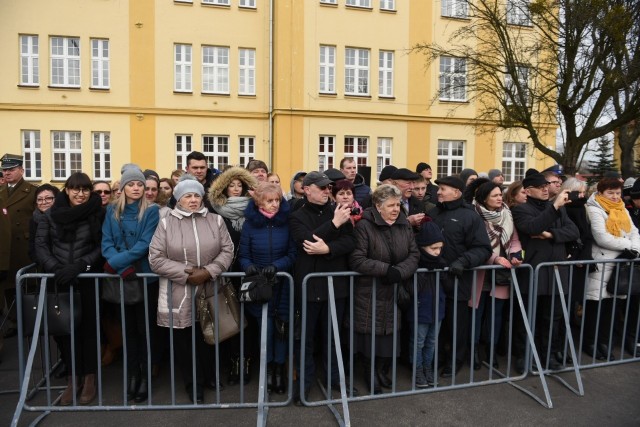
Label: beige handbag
xmin=198 ymin=279 xmax=245 ymax=345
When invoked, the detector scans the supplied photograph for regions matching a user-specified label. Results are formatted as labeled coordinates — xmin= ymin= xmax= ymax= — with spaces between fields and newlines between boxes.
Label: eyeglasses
xmin=317 ymin=184 xmax=333 ymax=191
xmin=69 ymin=188 xmax=91 ymax=195
xmin=36 ymin=196 xmax=55 ymax=204
xmin=548 ymin=180 xmax=561 ymax=185
xmin=95 ymin=190 xmax=111 ymax=195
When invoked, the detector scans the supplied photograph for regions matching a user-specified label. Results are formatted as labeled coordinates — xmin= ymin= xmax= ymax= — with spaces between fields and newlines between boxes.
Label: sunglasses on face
xmin=317 ymin=184 xmax=333 ymax=191
xmin=95 ymin=190 xmax=112 ymax=195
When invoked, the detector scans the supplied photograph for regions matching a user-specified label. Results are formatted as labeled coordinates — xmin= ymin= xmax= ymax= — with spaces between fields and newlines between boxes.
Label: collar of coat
xmin=363 ymin=206 xmax=410 ymax=226
xmin=171 ymin=205 xmax=209 ymax=219
xmin=436 ymin=197 xmax=464 ymax=211
xmin=525 ymin=196 xmax=549 ymax=210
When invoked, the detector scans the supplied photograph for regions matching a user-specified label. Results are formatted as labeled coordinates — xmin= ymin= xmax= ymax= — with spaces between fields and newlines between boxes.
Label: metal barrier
xmin=11 ymin=271 xmax=294 ymax=427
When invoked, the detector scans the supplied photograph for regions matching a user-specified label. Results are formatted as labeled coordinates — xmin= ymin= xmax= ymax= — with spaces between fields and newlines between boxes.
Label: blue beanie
xmin=416 ymin=220 xmax=444 ymax=247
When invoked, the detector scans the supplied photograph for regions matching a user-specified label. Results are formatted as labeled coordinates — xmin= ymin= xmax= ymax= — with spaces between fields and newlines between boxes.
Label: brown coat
xmin=0 ymin=178 xmax=37 ymax=273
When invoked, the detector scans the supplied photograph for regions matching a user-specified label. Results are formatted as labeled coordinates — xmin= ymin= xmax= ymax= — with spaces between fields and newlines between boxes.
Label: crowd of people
xmin=1 ymin=151 xmax=640 ymax=406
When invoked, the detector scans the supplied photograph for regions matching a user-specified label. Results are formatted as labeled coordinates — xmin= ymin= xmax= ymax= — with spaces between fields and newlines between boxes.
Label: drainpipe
xmin=268 ymin=0 xmax=274 ymax=169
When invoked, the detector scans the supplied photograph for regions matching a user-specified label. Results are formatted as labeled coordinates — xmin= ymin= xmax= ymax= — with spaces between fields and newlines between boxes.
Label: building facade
xmin=0 ymin=0 xmax=555 ymax=186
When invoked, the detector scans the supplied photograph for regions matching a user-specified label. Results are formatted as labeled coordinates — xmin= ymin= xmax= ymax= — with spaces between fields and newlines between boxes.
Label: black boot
xmin=243 ymin=357 xmax=251 ymax=385
xmin=473 ymin=348 xmax=481 ymax=370
xmin=274 ymin=363 xmax=286 ymax=394
xmin=228 ymin=355 xmax=240 ymax=385
xmin=375 ymin=357 xmax=392 ymax=388
xmin=127 ymin=368 xmax=140 ymax=401
xmin=134 ymin=377 xmax=148 ymax=403
xmin=485 ymin=346 xmax=498 ymax=369
xmin=362 ymin=357 xmax=381 ymax=394
xmin=266 ymin=362 xmax=274 ymax=392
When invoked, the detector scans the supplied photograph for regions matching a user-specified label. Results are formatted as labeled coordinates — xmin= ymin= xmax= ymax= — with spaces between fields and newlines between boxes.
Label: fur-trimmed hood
xmin=208 ymin=166 xmax=258 ymax=207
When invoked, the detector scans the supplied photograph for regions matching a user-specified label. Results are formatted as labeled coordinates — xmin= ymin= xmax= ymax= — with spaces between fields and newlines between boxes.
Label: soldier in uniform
xmin=0 ymin=154 xmax=38 ymax=339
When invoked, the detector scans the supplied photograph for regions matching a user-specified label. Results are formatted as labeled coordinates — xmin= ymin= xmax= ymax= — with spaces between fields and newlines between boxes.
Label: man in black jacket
xmin=428 ymin=176 xmax=492 ymax=377
xmin=512 ymin=171 xmax=579 ymax=371
xmin=289 ymin=171 xmax=356 ymax=400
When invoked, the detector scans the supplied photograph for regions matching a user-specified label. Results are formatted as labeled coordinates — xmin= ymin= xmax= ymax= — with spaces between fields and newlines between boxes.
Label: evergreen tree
xmin=588 ymin=136 xmax=618 ymax=185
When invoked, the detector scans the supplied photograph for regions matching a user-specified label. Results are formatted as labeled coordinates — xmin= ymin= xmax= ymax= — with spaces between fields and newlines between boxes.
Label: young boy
xmin=406 ymin=220 xmax=446 ymax=387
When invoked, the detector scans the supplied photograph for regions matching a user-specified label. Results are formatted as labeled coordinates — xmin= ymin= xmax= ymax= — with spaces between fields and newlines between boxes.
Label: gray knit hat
xmin=119 ymin=164 xmax=146 ymax=191
xmin=173 ymin=174 xmax=205 ymax=202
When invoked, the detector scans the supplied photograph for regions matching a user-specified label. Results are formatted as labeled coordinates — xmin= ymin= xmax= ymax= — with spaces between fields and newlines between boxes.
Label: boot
xmin=362 ymin=357 xmax=381 ymax=395
xmin=485 ymin=346 xmax=498 ymax=369
xmin=59 ymin=376 xmax=81 ymax=406
xmin=127 ymin=369 xmax=141 ymax=401
xmin=134 ymin=377 xmax=148 ymax=403
xmin=274 ymin=363 xmax=286 ymax=394
xmin=228 ymin=355 xmax=240 ymax=385
xmin=266 ymin=362 xmax=274 ymax=392
xmin=243 ymin=357 xmax=251 ymax=385
xmin=473 ymin=348 xmax=481 ymax=370
xmin=375 ymin=357 xmax=392 ymax=388
xmin=79 ymin=374 xmax=96 ymax=405
xmin=415 ymin=365 xmax=428 ymax=388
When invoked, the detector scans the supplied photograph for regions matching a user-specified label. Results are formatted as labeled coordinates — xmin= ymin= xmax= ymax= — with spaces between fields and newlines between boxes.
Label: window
xmin=20 ymin=35 xmax=39 ymax=86
xmin=319 ymin=136 xmax=335 ymax=171
xmin=507 ymin=0 xmax=531 ymax=26
xmin=239 ymin=48 xmax=256 ymax=95
xmin=376 ymin=138 xmax=392 ymax=180
xmin=174 ymin=44 xmax=192 ymax=92
xmin=380 ymin=0 xmax=395 ymax=10
xmin=378 ymin=50 xmax=394 ymax=97
xmin=502 ymin=142 xmax=526 ymax=183
xmin=319 ymin=45 xmax=336 ymax=94
xmin=52 ymin=131 xmax=82 ymax=179
xmin=344 ymin=136 xmax=369 ymax=167
xmin=346 ymin=0 xmax=371 ymax=7
xmin=345 ymin=48 xmax=369 ymax=96
xmin=176 ymin=134 xmax=192 ymax=169
xmin=202 ymin=135 xmax=229 ymax=170
xmin=91 ymin=39 xmax=110 ymax=89
xmin=202 ymin=0 xmax=230 ymax=5
xmin=22 ymin=130 xmax=41 ymax=180
xmin=50 ymin=37 xmax=80 ymax=87
xmin=239 ymin=136 xmax=255 ymax=167
xmin=441 ymin=0 xmax=468 ymax=18
xmin=436 ymin=140 xmax=464 ymax=178
xmin=202 ymin=46 xmax=229 ymax=94
xmin=505 ymin=65 xmax=530 ymax=105
xmin=92 ymin=132 xmax=111 ymax=180
xmin=239 ymin=0 xmax=256 ymax=7
xmin=320 ymin=0 xmax=337 ymax=4
xmin=439 ymin=56 xmax=466 ymax=101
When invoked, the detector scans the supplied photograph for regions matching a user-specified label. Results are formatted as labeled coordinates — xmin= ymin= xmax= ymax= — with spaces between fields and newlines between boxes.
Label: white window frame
xmin=439 ymin=56 xmax=467 ymax=101
xmin=376 ymin=137 xmax=392 ymax=180
xmin=319 ymin=45 xmax=336 ymax=94
xmin=346 ymin=0 xmax=371 ymax=7
xmin=441 ymin=0 xmax=468 ymax=18
xmin=20 ymin=35 xmax=39 ymax=86
xmin=239 ymin=136 xmax=255 ymax=167
xmin=22 ymin=130 xmax=41 ymax=180
xmin=202 ymin=135 xmax=229 ymax=171
xmin=202 ymin=45 xmax=229 ymax=94
xmin=50 ymin=37 xmax=80 ymax=88
xmin=174 ymin=44 xmax=192 ymax=92
xmin=380 ymin=0 xmax=395 ymax=10
xmin=378 ymin=50 xmax=394 ymax=97
xmin=345 ymin=48 xmax=369 ymax=96
xmin=176 ymin=134 xmax=192 ymax=170
xmin=202 ymin=0 xmax=230 ymax=5
xmin=436 ymin=140 xmax=465 ymax=178
xmin=502 ymin=142 xmax=527 ymax=183
xmin=320 ymin=0 xmax=337 ymax=4
xmin=507 ymin=0 xmax=532 ymax=26
xmin=90 ymin=38 xmax=110 ymax=89
xmin=92 ymin=131 xmax=111 ymax=180
xmin=319 ymin=135 xmax=335 ymax=171
xmin=52 ymin=131 xmax=82 ymax=180
xmin=239 ymin=0 xmax=256 ymax=8
xmin=344 ymin=136 xmax=369 ymax=167
xmin=239 ymin=48 xmax=256 ymax=95
xmin=505 ymin=65 xmax=530 ymax=105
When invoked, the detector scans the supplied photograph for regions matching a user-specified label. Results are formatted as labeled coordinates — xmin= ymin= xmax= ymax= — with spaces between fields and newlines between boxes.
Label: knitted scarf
xmin=213 ymin=196 xmax=250 ymax=231
xmin=49 ymin=192 xmax=103 ymax=244
xmin=474 ymin=201 xmax=513 ymax=254
xmin=595 ymin=194 xmax=631 ymax=237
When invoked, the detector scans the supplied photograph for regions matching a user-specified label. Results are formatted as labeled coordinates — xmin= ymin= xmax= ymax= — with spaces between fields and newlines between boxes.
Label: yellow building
xmin=0 ymin=0 xmax=554 ymax=186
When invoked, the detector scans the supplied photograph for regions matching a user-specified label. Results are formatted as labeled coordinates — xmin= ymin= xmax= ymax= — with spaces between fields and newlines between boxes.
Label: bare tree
xmin=413 ymin=0 xmax=640 ymax=175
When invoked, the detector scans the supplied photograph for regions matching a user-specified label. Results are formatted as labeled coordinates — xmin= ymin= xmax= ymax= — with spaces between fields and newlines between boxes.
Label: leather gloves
xmin=262 ymin=265 xmax=277 ymax=281
xmin=55 ymin=261 xmax=85 ymax=286
xmin=246 ymin=265 xmax=260 ymax=276
xmin=448 ymin=260 xmax=465 ymax=278
xmin=184 ymin=267 xmax=211 ymax=286
xmin=387 ymin=266 xmax=402 ymax=284
xmin=104 ymin=262 xmax=117 ymax=274
xmin=120 ymin=266 xmax=138 ymax=281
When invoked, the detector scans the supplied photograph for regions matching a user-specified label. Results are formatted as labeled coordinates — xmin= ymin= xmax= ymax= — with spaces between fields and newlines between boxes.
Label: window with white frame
xmin=91 ymin=39 xmax=110 ymax=89
xmin=20 ymin=35 xmax=39 ymax=86
xmin=439 ymin=56 xmax=466 ymax=101
xmin=175 ymin=134 xmax=192 ymax=170
xmin=174 ymin=44 xmax=192 ymax=92
xmin=436 ymin=140 xmax=464 ymax=178
xmin=320 ymin=0 xmax=337 ymax=4
xmin=319 ymin=135 xmax=335 ymax=171
xmin=22 ymin=130 xmax=41 ymax=180
xmin=239 ymin=0 xmax=256 ymax=7
xmin=202 ymin=0 xmax=230 ymax=5
xmin=52 ymin=131 xmax=82 ymax=179
xmin=239 ymin=48 xmax=256 ymax=95
xmin=239 ymin=136 xmax=255 ymax=167
xmin=376 ymin=138 xmax=392 ymax=180
xmin=50 ymin=37 xmax=80 ymax=87
xmin=202 ymin=135 xmax=229 ymax=170
xmin=345 ymin=48 xmax=369 ymax=96
xmin=505 ymin=65 xmax=530 ymax=105
xmin=92 ymin=132 xmax=111 ymax=180
xmin=202 ymin=46 xmax=229 ymax=94
xmin=378 ymin=50 xmax=394 ymax=97
xmin=441 ymin=0 xmax=468 ymax=18
xmin=344 ymin=136 xmax=369 ymax=167
xmin=502 ymin=142 xmax=526 ymax=183
xmin=346 ymin=0 xmax=371 ymax=7
xmin=380 ymin=0 xmax=395 ymax=10
xmin=319 ymin=45 xmax=336 ymax=93
xmin=507 ymin=0 xmax=531 ymax=26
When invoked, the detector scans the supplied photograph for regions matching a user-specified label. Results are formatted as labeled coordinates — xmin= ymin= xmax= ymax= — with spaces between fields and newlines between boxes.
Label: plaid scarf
xmin=474 ymin=201 xmax=514 ymax=254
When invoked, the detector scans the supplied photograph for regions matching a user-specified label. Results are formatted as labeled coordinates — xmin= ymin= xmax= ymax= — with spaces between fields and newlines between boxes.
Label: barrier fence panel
xmin=11 ymin=271 xmax=294 ymax=427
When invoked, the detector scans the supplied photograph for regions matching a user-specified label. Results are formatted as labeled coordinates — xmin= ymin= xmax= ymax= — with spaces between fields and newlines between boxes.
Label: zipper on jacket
xmin=192 ymin=215 xmax=201 ymax=267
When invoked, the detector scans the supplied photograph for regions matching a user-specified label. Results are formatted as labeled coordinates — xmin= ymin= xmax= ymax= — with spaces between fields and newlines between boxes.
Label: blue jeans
xmin=247 ymin=309 xmax=286 ymax=364
xmin=473 ymin=291 xmax=505 ymax=346
xmin=409 ymin=321 xmax=440 ymax=369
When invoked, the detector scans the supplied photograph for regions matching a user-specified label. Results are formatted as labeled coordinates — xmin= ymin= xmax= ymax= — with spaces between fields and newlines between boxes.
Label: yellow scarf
xmin=595 ymin=194 xmax=631 ymax=237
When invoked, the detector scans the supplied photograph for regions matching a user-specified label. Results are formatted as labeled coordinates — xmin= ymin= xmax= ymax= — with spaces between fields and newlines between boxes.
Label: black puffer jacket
xmin=427 ymin=198 xmax=492 ymax=301
xmin=349 ymin=208 xmax=419 ymax=335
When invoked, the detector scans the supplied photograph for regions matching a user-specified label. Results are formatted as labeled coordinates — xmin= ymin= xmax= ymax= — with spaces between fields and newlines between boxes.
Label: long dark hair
xmin=64 ymin=172 xmax=92 ymax=191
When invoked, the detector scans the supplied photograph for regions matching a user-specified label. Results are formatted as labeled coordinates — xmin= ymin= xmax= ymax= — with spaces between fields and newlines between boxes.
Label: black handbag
xmin=22 ymin=284 xmax=81 ymax=337
xmin=101 ymin=222 xmax=146 ymax=305
xmin=606 ymin=262 xmax=640 ymax=296
xmin=238 ymin=272 xmax=273 ymax=304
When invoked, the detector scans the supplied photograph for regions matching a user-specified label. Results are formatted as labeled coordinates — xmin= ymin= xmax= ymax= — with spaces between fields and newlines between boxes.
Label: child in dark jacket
xmin=406 ymin=220 xmax=446 ymax=388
